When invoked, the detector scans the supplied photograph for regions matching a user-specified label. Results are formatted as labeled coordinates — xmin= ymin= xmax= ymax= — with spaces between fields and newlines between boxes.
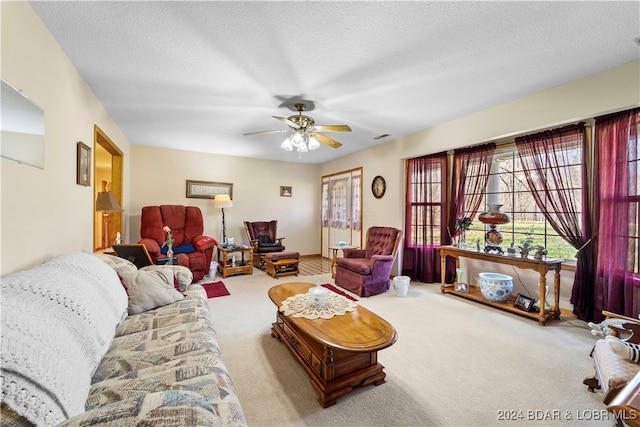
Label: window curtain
xmin=515 ymin=123 xmax=595 ymax=320
xmin=321 ymin=181 xmax=329 ymax=227
xmin=351 ymin=175 xmax=361 ymax=231
xmin=403 ymin=153 xmax=447 ymax=283
xmin=594 ymin=108 xmax=640 ymax=320
xmin=443 ymin=143 xmax=496 ymax=283
xmin=329 ymin=178 xmax=349 ymax=229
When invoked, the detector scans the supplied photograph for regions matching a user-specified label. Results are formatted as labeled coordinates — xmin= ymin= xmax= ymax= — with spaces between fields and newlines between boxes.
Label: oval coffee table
xmin=268 ymin=282 xmax=397 ymax=407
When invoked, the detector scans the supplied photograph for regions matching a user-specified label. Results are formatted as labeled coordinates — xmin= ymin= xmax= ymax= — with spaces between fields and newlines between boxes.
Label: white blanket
xmin=1 ymin=253 xmax=129 ymax=425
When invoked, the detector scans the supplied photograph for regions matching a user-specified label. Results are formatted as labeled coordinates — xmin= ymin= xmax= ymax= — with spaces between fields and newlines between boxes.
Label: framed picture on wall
xmin=186 ymin=180 xmax=233 ymax=199
xmin=76 ymin=141 xmax=91 ymax=186
xmin=280 ymin=186 xmax=292 ymax=197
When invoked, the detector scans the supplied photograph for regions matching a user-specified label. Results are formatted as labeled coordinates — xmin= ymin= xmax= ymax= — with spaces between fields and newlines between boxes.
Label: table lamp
xmin=96 ymin=190 xmax=122 ymax=249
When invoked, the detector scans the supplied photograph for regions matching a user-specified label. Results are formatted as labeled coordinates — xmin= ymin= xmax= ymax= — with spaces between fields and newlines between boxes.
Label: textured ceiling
xmin=30 ymin=1 xmax=640 ymax=164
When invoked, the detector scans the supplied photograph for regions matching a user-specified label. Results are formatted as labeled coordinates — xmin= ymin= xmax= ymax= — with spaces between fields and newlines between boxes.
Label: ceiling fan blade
xmin=313 ymin=124 xmax=352 ymax=133
xmin=243 ymin=129 xmax=292 ymax=136
xmin=313 ymin=133 xmax=343 ymax=149
xmin=272 ymin=116 xmax=300 ymax=129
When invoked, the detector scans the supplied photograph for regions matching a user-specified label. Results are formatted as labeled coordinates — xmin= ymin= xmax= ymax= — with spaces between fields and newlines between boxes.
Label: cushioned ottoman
xmin=264 ymin=251 xmax=300 ymax=278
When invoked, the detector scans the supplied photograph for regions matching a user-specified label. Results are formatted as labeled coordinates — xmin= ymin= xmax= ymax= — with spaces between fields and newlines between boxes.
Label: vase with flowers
xmin=455 ymin=216 xmax=473 ymax=248
xmin=162 ymin=225 xmax=174 ymax=262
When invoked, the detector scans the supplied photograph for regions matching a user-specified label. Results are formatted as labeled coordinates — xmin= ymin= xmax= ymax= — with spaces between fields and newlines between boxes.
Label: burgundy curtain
xmin=403 ymin=153 xmax=447 ymax=283
xmin=443 ymin=143 xmax=496 ymax=283
xmin=594 ymin=108 xmax=640 ymax=319
xmin=515 ymin=123 xmax=595 ymax=320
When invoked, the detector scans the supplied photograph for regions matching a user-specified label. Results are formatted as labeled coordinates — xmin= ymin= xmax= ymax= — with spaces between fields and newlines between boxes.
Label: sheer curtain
xmin=443 ymin=143 xmax=495 ymax=282
xmin=515 ymin=123 xmax=596 ymax=320
xmin=595 ymin=108 xmax=640 ymax=319
xmin=403 ymin=153 xmax=447 ymax=283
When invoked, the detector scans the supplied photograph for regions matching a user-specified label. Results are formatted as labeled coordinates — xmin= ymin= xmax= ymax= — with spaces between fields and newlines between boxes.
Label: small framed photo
xmin=454 ymin=282 xmax=469 ymax=293
xmin=280 ymin=186 xmax=292 ymax=197
xmin=76 ymin=141 xmax=91 ymax=186
xmin=186 ymin=180 xmax=233 ymax=199
xmin=514 ymin=293 xmax=535 ymax=312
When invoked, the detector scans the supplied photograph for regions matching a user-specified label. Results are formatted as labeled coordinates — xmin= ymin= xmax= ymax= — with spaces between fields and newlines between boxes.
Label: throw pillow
xmin=119 ymin=269 xmax=184 ymax=315
xmin=93 ymin=253 xmax=138 ymax=274
xmin=607 ymin=336 xmax=640 ymax=363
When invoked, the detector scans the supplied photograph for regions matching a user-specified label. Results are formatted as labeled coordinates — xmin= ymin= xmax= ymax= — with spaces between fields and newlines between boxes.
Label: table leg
xmin=331 ymin=248 xmax=339 ymax=279
xmin=554 ymin=265 xmax=561 ymax=319
xmin=538 ymin=268 xmax=547 ymax=326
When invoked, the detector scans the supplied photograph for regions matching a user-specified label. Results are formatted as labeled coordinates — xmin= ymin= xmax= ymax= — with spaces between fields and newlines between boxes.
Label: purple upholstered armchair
xmin=335 ymin=226 xmax=402 ymax=297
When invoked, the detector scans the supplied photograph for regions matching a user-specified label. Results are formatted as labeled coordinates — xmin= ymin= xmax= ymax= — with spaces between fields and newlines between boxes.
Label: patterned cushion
xmin=58 ymin=390 xmax=230 ymax=427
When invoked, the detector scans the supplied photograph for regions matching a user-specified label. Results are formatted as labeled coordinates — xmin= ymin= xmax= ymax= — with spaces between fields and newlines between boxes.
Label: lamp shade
xmin=213 ymin=194 xmax=233 ymax=208
xmin=96 ymin=191 xmax=122 ymax=211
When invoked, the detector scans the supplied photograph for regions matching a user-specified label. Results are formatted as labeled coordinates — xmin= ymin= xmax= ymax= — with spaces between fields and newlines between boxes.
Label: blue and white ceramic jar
xmin=478 ymin=272 xmax=513 ymax=303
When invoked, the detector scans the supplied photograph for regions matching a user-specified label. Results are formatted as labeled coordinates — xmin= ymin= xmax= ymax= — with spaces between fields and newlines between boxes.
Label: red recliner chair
xmin=139 ymin=205 xmax=217 ymax=282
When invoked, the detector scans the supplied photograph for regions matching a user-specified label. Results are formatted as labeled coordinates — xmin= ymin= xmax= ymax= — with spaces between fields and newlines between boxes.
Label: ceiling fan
xmin=243 ymin=103 xmax=351 ymax=152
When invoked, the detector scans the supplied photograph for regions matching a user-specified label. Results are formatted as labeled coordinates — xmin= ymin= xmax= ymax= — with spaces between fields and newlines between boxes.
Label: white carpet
xmin=203 ymin=269 xmax=610 ymax=426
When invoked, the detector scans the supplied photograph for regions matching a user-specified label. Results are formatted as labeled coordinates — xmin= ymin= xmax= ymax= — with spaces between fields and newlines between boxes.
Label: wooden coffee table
xmin=268 ymin=282 xmax=397 ymax=407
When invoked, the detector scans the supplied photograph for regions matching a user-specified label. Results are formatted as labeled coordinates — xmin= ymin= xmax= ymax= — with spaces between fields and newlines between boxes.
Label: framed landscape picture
xmin=186 ymin=180 xmax=233 ymax=199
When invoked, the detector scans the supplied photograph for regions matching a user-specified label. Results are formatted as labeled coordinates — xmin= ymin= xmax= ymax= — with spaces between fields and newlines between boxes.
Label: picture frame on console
xmin=76 ymin=141 xmax=91 ymax=186
xmin=514 ymin=293 xmax=535 ymax=312
xmin=186 ymin=180 xmax=233 ymax=199
xmin=454 ymin=282 xmax=469 ymax=293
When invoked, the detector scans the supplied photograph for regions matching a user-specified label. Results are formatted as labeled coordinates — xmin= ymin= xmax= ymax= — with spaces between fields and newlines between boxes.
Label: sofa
xmin=584 ymin=311 xmax=640 ymax=405
xmin=0 ymin=252 xmax=246 ymax=426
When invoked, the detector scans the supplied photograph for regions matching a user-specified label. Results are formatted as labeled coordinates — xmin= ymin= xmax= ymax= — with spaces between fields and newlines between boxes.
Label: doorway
xmin=93 ymin=125 xmax=124 ymax=250
xmin=320 ymin=167 xmax=363 ymax=259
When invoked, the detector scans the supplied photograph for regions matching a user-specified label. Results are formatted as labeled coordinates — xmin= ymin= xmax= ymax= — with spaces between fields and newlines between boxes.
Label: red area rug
xmin=322 ymin=284 xmax=358 ymax=301
xmin=200 ymin=281 xmax=230 ymax=298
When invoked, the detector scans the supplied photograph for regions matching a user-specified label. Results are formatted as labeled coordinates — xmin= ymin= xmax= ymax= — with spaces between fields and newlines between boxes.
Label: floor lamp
xmin=96 ymin=191 xmax=123 ymax=249
xmin=213 ymin=194 xmax=233 ymax=244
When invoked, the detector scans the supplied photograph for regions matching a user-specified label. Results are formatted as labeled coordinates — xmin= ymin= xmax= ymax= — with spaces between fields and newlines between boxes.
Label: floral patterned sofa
xmin=1 ymin=252 xmax=246 ymax=426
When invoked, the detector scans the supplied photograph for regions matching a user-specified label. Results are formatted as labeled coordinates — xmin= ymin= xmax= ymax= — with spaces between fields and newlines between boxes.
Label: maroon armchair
xmin=335 ymin=226 xmax=402 ymax=297
xmin=139 ymin=205 xmax=217 ymax=282
xmin=244 ymin=220 xmax=285 ymax=268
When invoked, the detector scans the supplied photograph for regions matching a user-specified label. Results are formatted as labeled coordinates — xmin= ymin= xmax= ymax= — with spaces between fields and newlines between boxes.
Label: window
xmin=406 ymin=155 xmax=447 ymax=246
xmin=463 ymin=143 xmax=582 ymax=260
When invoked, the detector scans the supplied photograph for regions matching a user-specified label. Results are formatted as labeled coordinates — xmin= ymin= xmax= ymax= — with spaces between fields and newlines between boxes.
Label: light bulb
xmin=280 ymin=136 xmax=293 ymax=151
xmin=291 ymin=130 xmax=304 ymax=146
xmin=308 ymin=136 xmax=320 ymax=150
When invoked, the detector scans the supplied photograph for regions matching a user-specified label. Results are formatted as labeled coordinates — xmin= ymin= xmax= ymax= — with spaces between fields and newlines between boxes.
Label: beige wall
xmin=129 ymin=146 xmax=321 ymax=256
xmin=1 ymin=2 xmax=131 ymax=274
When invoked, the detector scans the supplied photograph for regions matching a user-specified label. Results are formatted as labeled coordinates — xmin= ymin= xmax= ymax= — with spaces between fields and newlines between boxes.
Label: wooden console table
xmin=268 ymin=282 xmax=397 ymax=407
xmin=440 ymin=246 xmax=562 ymax=325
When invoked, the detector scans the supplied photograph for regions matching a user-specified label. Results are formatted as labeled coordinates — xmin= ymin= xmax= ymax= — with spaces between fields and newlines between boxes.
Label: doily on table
xmin=279 ymin=292 xmax=357 ymax=319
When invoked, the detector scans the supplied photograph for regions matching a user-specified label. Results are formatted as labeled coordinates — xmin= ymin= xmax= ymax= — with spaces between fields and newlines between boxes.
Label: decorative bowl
xmin=478 ymin=272 xmax=513 ymax=303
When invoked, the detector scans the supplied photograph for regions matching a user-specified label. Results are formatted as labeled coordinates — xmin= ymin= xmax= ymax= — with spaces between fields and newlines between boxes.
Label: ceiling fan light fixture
xmin=281 ymin=136 xmax=293 ymax=151
xmin=297 ymin=140 xmax=309 ymax=153
xmin=291 ymin=129 xmax=304 ymax=147
xmin=308 ymin=136 xmax=320 ymax=150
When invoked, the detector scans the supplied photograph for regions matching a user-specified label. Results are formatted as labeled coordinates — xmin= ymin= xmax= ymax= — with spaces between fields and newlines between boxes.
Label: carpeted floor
xmin=204 ymin=270 xmax=610 ymax=426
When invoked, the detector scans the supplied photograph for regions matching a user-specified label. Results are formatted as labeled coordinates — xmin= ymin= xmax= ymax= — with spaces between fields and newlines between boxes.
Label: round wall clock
xmin=371 ymin=175 xmax=386 ymax=199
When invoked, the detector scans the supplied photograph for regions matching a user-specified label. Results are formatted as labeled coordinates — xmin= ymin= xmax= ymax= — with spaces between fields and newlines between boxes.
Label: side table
xmin=217 ymin=245 xmax=253 ymax=278
xmin=329 ymin=244 xmax=358 ymax=278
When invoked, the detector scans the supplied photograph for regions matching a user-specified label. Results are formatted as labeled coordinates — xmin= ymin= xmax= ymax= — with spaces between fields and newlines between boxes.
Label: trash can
xmin=393 ymin=276 xmax=410 ymax=297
